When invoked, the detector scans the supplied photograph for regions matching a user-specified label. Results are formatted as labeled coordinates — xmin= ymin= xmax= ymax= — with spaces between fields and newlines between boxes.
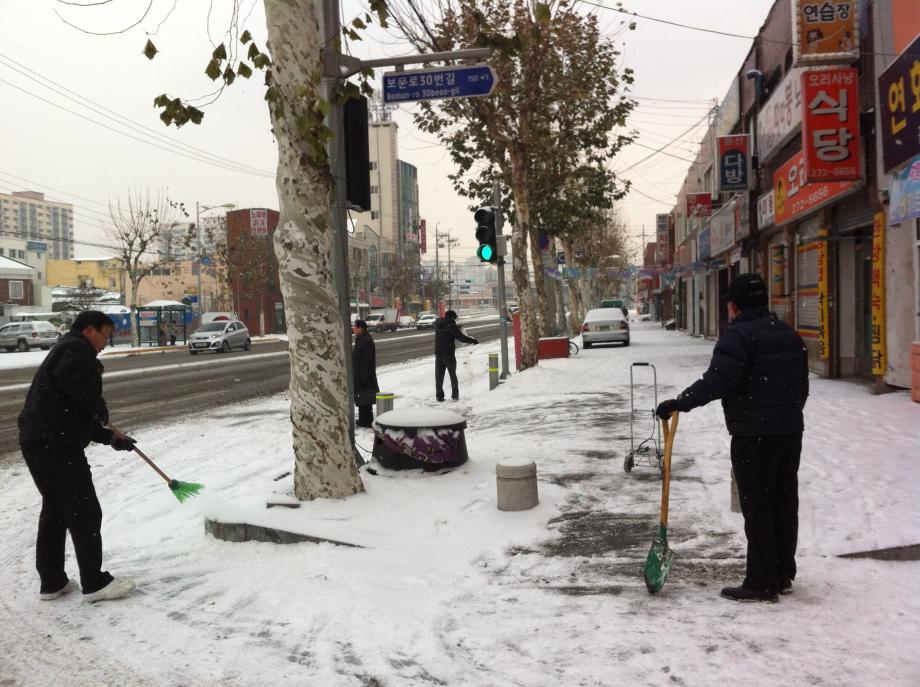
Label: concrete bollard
xmin=488 ymin=353 xmax=499 ymax=390
xmin=730 ymin=468 xmax=741 ymax=513
xmin=376 ymin=392 xmax=395 ymax=415
xmin=496 ymin=459 xmax=538 ymax=511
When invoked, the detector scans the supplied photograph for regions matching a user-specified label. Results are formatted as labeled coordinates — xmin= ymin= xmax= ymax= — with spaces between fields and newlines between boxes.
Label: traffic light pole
xmin=493 ymin=181 xmax=510 ymax=379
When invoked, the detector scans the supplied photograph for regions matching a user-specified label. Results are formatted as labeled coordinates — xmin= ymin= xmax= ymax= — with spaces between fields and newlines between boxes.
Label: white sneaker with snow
xmin=39 ymin=578 xmax=79 ymax=600
xmin=82 ymin=578 xmax=136 ymax=603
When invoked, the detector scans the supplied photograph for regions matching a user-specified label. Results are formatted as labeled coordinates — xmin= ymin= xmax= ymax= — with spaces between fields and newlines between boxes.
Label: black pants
xmin=21 ymin=442 xmax=114 ymax=595
xmin=356 ymin=405 xmax=374 ymax=427
xmin=435 ymin=353 xmax=458 ymax=401
xmin=730 ymin=433 xmax=802 ymax=592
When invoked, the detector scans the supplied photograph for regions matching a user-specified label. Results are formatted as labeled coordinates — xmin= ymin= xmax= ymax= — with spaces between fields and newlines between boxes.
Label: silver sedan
xmin=581 ymin=308 xmax=630 ymax=348
xmin=187 ymin=320 xmax=252 ymax=354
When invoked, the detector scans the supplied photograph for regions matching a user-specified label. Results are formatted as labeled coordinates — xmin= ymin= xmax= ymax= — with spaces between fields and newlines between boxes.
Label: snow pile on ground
xmin=0 ymin=323 xmax=918 ymax=686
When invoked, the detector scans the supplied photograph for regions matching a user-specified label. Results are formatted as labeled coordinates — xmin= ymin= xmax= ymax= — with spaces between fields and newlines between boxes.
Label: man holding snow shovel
xmin=656 ymin=274 xmax=808 ymax=603
xmin=18 ymin=310 xmax=138 ymax=603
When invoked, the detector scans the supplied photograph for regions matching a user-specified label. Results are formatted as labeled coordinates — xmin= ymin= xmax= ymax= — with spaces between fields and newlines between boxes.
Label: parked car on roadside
xmin=0 ymin=320 xmax=59 ymax=352
xmin=187 ymin=320 xmax=251 ymax=355
xmin=581 ymin=308 xmax=630 ymax=348
xmin=398 ymin=315 xmax=416 ymax=328
xmin=415 ymin=313 xmax=437 ymax=330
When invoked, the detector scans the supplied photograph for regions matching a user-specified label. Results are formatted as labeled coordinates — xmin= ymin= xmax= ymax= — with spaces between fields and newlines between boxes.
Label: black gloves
xmin=656 ymin=399 xmax=680 ymax=420
xmin=472 ymin=338 xmax=479 ymax=345
xmin=110 ymin=434 xmax=137 ymax=451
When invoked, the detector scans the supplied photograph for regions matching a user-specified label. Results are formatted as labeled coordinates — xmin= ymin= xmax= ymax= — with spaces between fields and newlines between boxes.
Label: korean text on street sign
xmin=793 ymin=0 xmax=859 ymax=66
xmin=758 ymin=190 xmax=776 ymax=229
xmin=250 ymin=209 xmax=269 ymax=236
xmin=772 ymin=149 xmax=856 ymax=225
xmin=717 ymin=134 xmax=751 ymax=192
xmin=870 ymin=212 xmax=887 ymax=375
xmin=383 ymin=65 xmax=497 ymax=104
xmin=419 ymin=218 xmax=427 ymax=254
xmin=758 ymin=67 xmax=805 ymax=162
xmin=686 ymin=192 xmax=712 ymax=218
xmin=655 ymin=214 xmax=669 ymax=264
xmin=801 ymin=67 xmax=861 ymax=181
xmin=878 ymin=34 xmax=920 ymax=173
xmin=888 ymin=155 xmax=920 ymax=226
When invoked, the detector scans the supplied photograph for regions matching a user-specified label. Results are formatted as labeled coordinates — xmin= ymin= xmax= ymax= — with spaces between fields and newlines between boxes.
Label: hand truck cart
xmin=624 ymin=362 xmax=662 ymax=473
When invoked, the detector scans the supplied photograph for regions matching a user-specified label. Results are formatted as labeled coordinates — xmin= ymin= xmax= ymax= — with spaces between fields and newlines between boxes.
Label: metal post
xmin=493 ymin=181 xmax=510 ymax=379
xmin=488 ymin=352 xmax=499 ymax=390
xmin=375 ymin=391 xmax=395 ymax=415
xmin=320 ymin=0 xmax=358 ymax=448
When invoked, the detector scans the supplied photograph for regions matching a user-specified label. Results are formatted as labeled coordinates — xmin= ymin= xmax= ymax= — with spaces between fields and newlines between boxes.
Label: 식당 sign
xmin=717 ymin=135 xmax=750 ymax=192
xmin=801 ymin=67 xmax=861 ymax=181
xmin=773 ymin=149 xmax=856 ymax=225
xmin=878 ymin=33 xmax=920 ymax=173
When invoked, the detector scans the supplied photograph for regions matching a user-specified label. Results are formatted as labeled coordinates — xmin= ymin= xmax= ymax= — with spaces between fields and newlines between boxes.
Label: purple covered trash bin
xmin=372 ymin=407 xmax=469 ymax=471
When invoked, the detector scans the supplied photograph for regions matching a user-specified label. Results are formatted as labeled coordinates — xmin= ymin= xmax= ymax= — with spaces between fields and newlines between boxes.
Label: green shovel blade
xmin=644 ymin=526 xmax=673 ymax=594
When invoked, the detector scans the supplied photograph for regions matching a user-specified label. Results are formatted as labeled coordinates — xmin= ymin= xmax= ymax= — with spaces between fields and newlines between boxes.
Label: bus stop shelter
xmin=135 ymin=301 xmax=191 ymax=346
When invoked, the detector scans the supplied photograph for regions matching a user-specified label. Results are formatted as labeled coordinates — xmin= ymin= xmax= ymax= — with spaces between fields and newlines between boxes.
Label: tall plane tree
xmin=61 ymin=1 xmax=388 ymax=500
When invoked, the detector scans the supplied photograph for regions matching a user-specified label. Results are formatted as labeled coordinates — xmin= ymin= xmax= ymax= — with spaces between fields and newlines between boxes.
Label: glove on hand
xmin=472 ymin=338 xmax=479 ymax=345
xmin=656 ymin=399 xmax=680 ymax=420
xmin=110 ymin=434 xmax=137 ymax=451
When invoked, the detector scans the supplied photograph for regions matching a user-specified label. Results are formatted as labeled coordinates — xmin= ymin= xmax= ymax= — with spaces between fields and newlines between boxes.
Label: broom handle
xmin=107 ymin=423 xmax=173 ymax=484
xmin=659 ymin=412 xmax=679 ymax=530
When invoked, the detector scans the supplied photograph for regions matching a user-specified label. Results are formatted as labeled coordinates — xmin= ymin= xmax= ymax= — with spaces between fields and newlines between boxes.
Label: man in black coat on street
xmin=18 ymin=310 xmax=138 ymax=603
xmin=351 ymin=319 xmax=379 ymax=427
xmin=433 ymin=309 xmax=478 ymax=402
xmin=656 ymin=274 xmax=809 ymax=603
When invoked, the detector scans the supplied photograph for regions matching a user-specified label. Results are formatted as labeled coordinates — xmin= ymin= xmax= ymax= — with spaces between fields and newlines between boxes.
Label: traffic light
xmin=474 ymin=206 xmax=497 ymax=263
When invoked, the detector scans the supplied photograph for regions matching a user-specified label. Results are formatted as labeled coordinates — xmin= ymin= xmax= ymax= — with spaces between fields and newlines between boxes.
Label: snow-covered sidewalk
xmin=1 ymin=323 xmax=918 ymax=686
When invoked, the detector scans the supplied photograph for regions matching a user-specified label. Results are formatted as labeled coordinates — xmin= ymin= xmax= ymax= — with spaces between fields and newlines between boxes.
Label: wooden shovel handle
xmin=659 ymin=412 xmax=679 ymax=530
xmin=107 ymin=422 xmax=172 ymax=484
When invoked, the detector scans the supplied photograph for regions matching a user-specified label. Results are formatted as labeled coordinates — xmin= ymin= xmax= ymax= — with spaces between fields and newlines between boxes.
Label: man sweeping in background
xmin=656 ymin=274 xmax=809 ymax=602
xmin=18 ymin=310 xmax=138 ymax=603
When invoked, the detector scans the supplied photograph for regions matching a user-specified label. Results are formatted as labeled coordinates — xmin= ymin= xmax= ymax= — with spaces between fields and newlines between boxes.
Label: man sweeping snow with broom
xmin=18 ymin=310 xmax=137 ymax=603
xmin=656 ymin=274 xmax=809 ymax=603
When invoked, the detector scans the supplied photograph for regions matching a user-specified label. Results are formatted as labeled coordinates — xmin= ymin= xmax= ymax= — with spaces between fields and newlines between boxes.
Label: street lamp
xmin=195 ymin=202 xmax=235 ymax=314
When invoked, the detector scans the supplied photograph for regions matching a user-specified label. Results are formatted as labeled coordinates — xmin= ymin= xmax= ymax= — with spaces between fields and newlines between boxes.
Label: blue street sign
xmin=200 ymin=256 xmax=212 ymax=266
xmin=383 ymin=64 xmax=498 ymax=104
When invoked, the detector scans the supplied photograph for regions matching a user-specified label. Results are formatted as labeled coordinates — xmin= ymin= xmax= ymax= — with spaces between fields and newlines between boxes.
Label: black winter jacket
xmin=351 ymin=331 xmax=379 ymax=393
xmin=18 ymin=332 xmax=114 ymax=449
xmin=434 ymin=317 xmax=476 ymax=356
xmin=675 ymin=308 xmax=809 ymax=436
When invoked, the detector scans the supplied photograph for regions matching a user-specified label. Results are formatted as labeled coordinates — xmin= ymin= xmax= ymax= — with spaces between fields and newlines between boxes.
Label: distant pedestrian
xmin=433 ymin=310 xmax=478 ymax=402
xmin=656 ymin=274 xmax=809 ymax=603
xmin=18 ymin=310 xmax=138 ymax=603
xmin=351 ymin=319 xmax=378 ymax=428
xmin=167 ymin=318 xmax=177 ymax=346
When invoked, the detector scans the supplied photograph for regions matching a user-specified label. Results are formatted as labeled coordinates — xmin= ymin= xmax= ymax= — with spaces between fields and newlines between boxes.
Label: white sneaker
xmin=82 ymin=578 xmax=136 ymax=603
xmin=39 ymin=578 xmax=79 ymax=600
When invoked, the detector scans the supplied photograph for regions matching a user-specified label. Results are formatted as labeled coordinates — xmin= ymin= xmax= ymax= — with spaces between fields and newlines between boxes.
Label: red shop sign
xmin=801 ymin=68 xmax=861 ymax=181
xmin=687 ymin=192 xmax=712 ymax=218
xmin=773 ymin=150 xmax=856 ymax=225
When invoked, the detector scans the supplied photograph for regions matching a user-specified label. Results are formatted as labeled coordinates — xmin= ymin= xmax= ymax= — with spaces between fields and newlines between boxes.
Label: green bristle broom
xmin=108 ymin=424 xmax=204 ymax=503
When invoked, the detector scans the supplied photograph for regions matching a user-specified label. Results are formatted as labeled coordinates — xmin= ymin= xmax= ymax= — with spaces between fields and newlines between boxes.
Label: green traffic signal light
xmin=474 ymin=206 xmax=498 ymax=263
xmin=478 ymin=244 xmax=494 ymax=261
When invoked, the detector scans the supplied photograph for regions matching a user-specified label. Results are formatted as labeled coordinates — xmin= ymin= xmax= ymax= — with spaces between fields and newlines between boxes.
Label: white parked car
xmin=0 ymin=320 xmax=59 ymax=352
xmin=415 ymin=313 xmax=437 ymax=330
xmin=187 ymin=320 xmax=251 ymax=354
xmin=398 ymin=315 xmax=415 ymax=328
xmin=581 ymin=308 xmax=630 ymax=348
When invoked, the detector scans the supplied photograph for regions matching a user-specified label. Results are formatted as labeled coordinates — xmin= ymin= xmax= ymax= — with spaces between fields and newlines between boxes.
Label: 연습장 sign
xmin=793 ymin=0 xmax=859 ymax=65
xmin=801 ymin=67 xmax=861 ymax=181
xmin=717 ymin=135 xmax=751 ymax=192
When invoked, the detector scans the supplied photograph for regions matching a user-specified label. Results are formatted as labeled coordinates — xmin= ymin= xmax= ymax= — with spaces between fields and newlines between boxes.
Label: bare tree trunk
xmin=265 ymin=0 xmax=363 ymax=500
xmin=509 ymin=146 xmax=539 ymax=369
xmin=129 ymin=278 xmax=141 ymax=347
xmin=527 ymin=226 xmax=555 ymax=337
xmin=562 ymin=237 xmax=585 ymax=337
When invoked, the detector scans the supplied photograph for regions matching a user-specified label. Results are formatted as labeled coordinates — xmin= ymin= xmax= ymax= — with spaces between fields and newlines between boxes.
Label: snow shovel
xmin=644 ymin=411 xmax=678 ymax=594
xmin=108 ymin=423 xmax=204 ymax=503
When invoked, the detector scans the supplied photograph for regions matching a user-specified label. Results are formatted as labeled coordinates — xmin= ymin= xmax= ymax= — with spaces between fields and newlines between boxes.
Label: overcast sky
xmin=0 ymin=0 xmax=775 ymax=260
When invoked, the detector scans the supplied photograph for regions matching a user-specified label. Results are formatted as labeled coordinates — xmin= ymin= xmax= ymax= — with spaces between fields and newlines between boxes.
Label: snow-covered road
xmin=1 ymin=322 xmax=917 ymax=686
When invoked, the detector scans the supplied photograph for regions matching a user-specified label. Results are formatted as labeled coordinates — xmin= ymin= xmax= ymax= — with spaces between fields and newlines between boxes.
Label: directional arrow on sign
xmin=383 ymin=64 xmax=498 ymax=104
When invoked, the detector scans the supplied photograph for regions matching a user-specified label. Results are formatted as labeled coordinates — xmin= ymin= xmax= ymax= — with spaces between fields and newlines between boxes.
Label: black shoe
xmin=720 ymin=585 xmax=778 ymax=603
xmin=779 ymin=577 xmax=793 ymax=595
xmin=451 ymin=396 xmax=459 ymax=401
xmin=436 ymin=397 xmax=445 ymax=403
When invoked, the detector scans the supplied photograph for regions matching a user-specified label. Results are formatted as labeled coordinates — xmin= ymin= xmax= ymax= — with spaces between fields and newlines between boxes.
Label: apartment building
xmin=0 ymin=191 xmax=74 ymax=261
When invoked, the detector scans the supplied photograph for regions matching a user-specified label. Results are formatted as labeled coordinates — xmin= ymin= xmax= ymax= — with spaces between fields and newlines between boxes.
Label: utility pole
xmin=437 ymin=229 xmax=459 ymax=309
xmin=493 ymin=180 xmax=510 ymax=378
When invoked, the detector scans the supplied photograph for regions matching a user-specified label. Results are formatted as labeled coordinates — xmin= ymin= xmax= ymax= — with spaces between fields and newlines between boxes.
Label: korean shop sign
xmin=793 ymin=0 xmax=859 ymax=66
xmin=717 ymin=135 xmax=750 ymax=192
xmin=758 ymin=190 xmax=776 ymax=229
xmin=801 ymin=67 xmax=861 ymax=181
xmin=878 ymin=34 xmax=920 ymax=173
xmin=686 ymin=193 xmax=712 ymax=218
xmin=888 ymin=155 xmax=920 ymax=226
xmin=655 ymin=214 xmax=669 ymax=264
xmin=709 ymin=203 xmax=735 ymax=257
xmin=757 ymin=67 xmax=805 ymax=162
xmin=773 ymin=149 xmax=857 ymax=225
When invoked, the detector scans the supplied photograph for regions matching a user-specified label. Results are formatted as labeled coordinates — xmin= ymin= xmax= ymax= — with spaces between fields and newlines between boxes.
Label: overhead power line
xmin=619 ymin=111 xmax=710 ymax=174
